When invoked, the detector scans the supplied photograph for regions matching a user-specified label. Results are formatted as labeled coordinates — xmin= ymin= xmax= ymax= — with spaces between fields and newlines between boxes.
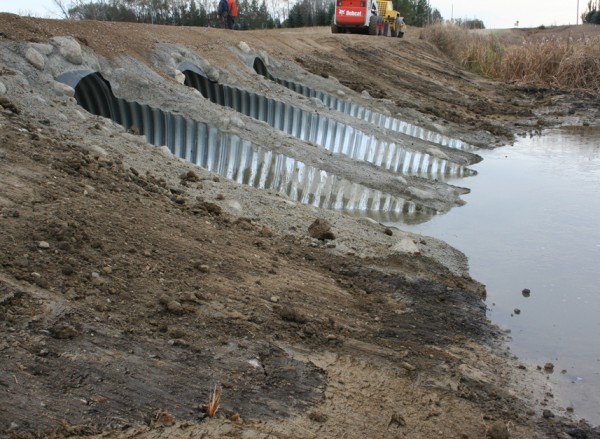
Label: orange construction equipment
xmin=332 ymin=0 xmax=405 ymax=37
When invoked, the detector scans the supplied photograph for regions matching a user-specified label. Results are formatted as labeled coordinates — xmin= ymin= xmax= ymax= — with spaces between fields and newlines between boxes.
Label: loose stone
xmin=543 ymin=362 xmax=554 ymax=373
xmin=25 ymin=47 xmax=45 ymax=70
xmin=400 ymin=361 xmax=416 ymax=371
xmin=166 ymin=300 xmax=184 ymax=315
xmin=308 ymin=218 xmax=335 ymax=241
xmin=542 ymin=409 xmax=554 ymax=419
xmin=486 ymin=421 xmax=509 ymax=439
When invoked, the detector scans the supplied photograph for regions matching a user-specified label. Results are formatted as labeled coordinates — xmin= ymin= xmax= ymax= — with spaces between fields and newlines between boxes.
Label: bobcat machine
xmin=331 ymin=0 xmax=405 ymax=37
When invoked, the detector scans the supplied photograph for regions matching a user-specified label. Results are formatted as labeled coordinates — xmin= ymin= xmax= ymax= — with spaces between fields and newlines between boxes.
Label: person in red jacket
xmin=227 ymin=0 xmax=237 ymax=29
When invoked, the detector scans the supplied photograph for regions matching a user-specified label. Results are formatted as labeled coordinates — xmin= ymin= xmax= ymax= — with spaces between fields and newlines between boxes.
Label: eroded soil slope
xmin=1 ymin=14 xmax=599 ymax=438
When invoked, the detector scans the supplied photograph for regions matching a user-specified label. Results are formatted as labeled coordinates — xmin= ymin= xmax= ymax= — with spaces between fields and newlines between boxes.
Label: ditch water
xmin=396 ymin=127 xmax=600 ymax=424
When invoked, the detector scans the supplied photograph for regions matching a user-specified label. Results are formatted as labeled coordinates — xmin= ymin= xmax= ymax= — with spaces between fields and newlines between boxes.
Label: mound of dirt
xmin=1 ymin=14 xmax=598 ymax=438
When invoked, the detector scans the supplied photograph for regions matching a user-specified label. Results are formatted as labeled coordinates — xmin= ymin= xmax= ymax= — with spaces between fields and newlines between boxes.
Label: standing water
xmin=394 ymin=127 xmax=600 ymax=424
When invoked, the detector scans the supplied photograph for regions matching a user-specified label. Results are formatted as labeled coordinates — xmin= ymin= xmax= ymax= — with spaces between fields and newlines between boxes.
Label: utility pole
xmin=428 ymin=0 xmax=431 ymax=25
xmin=576 ymin=0 xmax=579 ymax=25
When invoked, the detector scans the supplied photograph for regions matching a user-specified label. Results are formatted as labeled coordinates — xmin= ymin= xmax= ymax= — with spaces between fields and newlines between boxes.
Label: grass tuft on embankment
xmin=420 ymin=24 xmax=600 ymax=92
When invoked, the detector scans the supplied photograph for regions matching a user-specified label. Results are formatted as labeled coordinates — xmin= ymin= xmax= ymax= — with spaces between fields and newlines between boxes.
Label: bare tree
xmin=52 ymin=0 xmax=73 ymax=18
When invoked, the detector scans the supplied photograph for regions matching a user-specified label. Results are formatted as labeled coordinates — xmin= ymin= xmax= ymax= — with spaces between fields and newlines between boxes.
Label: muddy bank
xmin=1 ymin=14 xmax=599 ymax=438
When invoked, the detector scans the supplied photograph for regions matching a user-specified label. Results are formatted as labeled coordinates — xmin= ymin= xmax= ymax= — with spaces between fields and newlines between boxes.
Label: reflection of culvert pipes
xmin=252 ymin=57 xmax=474 ymax=152
xmin=57 ymin=70 xmax=431 ymax=220
xmin=182 ymin=65 xmax=475 ymax=181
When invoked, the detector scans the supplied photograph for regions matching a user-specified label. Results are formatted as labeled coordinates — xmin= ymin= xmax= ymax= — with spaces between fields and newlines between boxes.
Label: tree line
xmin=583 ymin=0 xmax=600 ymax=24
xmin=56 ymin=0 xmax=279 ymax=28
xmin=55 ymin=0 xmax=451 ymax=29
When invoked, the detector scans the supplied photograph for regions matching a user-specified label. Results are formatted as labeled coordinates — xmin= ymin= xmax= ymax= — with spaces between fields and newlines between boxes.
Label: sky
xmin=0 ymin=0 xmax=588 ymax=29
xmin=432 ymin=0 xmax=585 ymax=29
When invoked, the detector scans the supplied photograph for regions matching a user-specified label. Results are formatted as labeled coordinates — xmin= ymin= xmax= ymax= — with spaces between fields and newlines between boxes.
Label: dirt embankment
xmin=1 ymin=14 xmax=599 ymax=438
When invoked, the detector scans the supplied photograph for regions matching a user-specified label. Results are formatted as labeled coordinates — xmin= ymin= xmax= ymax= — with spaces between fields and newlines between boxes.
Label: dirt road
xmin=1 ymin=14 xmax=598 ymax=437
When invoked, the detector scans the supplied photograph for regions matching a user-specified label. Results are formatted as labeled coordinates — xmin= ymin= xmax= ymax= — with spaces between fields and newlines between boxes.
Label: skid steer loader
xmin=332 ymin=0 xmax=405 ymax=37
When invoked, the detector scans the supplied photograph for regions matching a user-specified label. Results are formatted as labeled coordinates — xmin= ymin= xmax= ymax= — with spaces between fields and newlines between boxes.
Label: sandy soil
xmin=1 ymin=14 xmax=599 ymax=438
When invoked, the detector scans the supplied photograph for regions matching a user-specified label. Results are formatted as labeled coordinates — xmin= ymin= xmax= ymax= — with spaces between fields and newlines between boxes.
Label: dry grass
xmin=206 ymin=384 xmax=222 ymax=417
xmin=420 ymin=24 xmax=600 ymax=92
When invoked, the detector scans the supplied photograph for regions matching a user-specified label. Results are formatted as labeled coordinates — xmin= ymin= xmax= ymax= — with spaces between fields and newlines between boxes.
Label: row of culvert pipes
xmin=181 ymin=63 xmax=475 ymax=180
xmin=58 ymin=57 xmax=478 ymax=221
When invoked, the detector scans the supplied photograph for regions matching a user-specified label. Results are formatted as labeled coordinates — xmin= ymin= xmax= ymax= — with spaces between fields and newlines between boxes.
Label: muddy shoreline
xmin=1 ymin=14 xmax=599 ymax=437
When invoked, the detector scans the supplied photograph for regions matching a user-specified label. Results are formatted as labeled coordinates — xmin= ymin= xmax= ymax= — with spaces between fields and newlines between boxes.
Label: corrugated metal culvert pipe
xmin=252 ymin=57 xmax=475 ymax=151
xmin=181 ymin=64 xmax=474 ymax=181
xmin=57 ymin=70 xmax=430 ymax=220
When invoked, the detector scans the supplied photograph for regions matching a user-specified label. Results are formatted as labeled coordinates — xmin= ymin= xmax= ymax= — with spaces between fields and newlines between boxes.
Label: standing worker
xmin=217 ymin=0 xmax=229 ymax=28
xmin=227 ymin=0 xmax=237 ymax=29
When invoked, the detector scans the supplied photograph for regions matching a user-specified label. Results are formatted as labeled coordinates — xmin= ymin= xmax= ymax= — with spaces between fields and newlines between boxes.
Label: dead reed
xmin=206 ymin=384 xmax=222 ymax=417
xmin=420 ymin=24 xmax=600 ymax=92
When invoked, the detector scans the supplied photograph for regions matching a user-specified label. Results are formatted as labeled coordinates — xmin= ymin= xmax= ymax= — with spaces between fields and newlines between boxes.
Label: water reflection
xmin=345 ymin=207 xmax=435 ymax=225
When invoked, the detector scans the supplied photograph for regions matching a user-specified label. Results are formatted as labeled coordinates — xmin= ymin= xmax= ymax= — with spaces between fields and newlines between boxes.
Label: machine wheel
xmin=377 ymin=17 xmax=384 ymax=35
xmin=398 ymin=31 xmax=404 ymax=38
xmin=391 ymin=18 xmax=399 ymax=37
xmin=384 ymin=21 xmax=389 ymax=36
xmin=331 ymin=16 xmax=339 ymax=33
xmin=369 ymin=15 xmax=378 ymax=35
